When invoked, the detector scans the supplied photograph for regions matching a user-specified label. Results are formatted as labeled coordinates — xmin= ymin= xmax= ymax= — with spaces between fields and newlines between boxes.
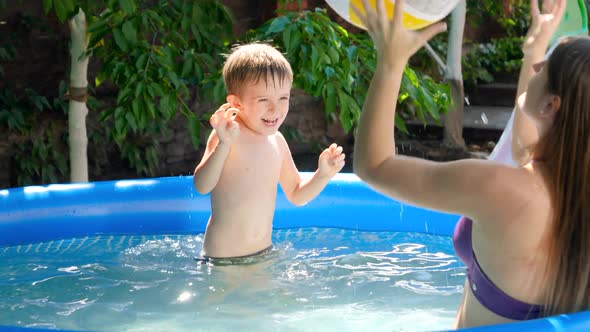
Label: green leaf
xmin=151 ymin=83 xmax=164 ymax=97
xmin=134 ymin=82 xmax=144 ymax=98
xmin=395 ymin=114 xmax=408 ymax=134
xmin=339 ymin=107 xmax=352 ymax=133
xmin=146 ymin=83 xmax=155 ymax=98
xmin=87 ymin=19 xmax=108 ymax=35
xmin=282 ymin=27 xmax=292 ymax=53
xmin=115 ymin=117 xmax=125 ymax=135
xmin=325 ymin=85 xmax=336 ymax=115
xmin=311 ymin=46 xmax=319 ymax=71
xmin=53 ymin=0 xmax=73 ymax=22
xmin=193 ymin=62 xmax=203 ymax=81
xmin=146 ymin=99 xmax=156 ymax=119
xmin=119 ymin=0 xmax=136 ymax=14
xmin=180 ymin=57 xmax=193 ymax=78
xmin=266 ymin=16 xmax=290 ymax=34
xmin=146 ymin=147 xmax=158 ymax=172
xmin=122 ymin=21 xmax=137 ymax=45
xmin=167 ymin=72 xmax=180 ymax=89
xmin=43 ymin=0 xmax=53 ymax=14
xmin=113 ymin=28 xmax=128 ymax=51
xmin=126 ymin=112 xmax=137 ymax=131
xmin=324 ymin=66 xmax=335 ymax=79
xmin=100 ymin=107 xmax=115 ymax=121
xmin=135 ymin=54 xmax=148 ymax=70
xmin=188 ymin=117 xmax=201 ymax=148
xmin=327 ymin=47 xmax=340 ymax=64
xmin=117 ymin=87 xmax=132 ymax=104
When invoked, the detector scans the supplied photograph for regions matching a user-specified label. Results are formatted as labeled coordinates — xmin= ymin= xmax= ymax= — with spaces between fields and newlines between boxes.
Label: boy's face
xmin=229 ymin=75 xmax=291 ymax=136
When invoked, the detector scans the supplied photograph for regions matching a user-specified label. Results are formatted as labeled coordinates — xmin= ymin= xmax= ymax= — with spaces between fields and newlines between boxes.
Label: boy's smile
xmin=229 ymin=75 xmax=292 ymax=136
xmin=262 ymin=118 xmax=279 ymax=126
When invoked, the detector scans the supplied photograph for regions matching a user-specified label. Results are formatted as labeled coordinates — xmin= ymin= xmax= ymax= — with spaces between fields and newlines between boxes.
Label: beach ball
xmin=326 ymin=0 xmax=460 ymax=30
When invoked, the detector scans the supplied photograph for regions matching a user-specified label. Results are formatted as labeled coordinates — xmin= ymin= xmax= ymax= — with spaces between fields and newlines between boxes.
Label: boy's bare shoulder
xmin=273 ymin=131 xmax=288 ymax=144
xmin=273 ymin=131 xmax=292 ymax=154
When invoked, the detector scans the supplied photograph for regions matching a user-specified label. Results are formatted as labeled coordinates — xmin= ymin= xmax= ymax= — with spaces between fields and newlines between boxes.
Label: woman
xmin=352 ymin=0 xmax=590 ymax=328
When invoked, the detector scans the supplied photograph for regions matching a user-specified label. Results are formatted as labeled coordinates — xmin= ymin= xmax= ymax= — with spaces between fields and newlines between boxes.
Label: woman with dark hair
xmin=353 ymin=0 xmax=590 ymax=328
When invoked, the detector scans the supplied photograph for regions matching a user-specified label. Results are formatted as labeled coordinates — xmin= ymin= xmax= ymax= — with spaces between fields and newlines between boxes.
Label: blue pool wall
xmin=0 ymin=173 xmax=458 ymax=247
xmin=1 ymin=173 xmax=590 ymax=332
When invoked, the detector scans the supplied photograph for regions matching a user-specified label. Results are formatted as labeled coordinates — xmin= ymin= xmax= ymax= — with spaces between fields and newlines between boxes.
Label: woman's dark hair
xmin=535 ymin=36 xmax=590 ymax=315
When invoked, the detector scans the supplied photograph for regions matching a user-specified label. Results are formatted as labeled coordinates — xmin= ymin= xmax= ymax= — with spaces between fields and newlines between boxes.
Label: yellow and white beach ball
xmin=326 ymin=0 xmax=460 ymax=30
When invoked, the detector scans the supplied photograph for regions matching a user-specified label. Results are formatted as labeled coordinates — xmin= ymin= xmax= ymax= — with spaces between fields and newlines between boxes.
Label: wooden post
xmin=443 ymin=0 xmax=466 ymax=148
xmin=68 ymin=9 xmax=89 ymax=182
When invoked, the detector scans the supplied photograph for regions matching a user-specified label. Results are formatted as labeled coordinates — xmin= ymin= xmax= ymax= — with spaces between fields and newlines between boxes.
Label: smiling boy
xmin=193 ymin=43 xmax=345 ymax=260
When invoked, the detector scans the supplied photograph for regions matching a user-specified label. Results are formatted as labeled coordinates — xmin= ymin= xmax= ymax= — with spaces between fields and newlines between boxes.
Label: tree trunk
xmin=68 ymin=9 xmax=89 ymax=182
xmin=443 ymin=0 xmax=466 ymax=148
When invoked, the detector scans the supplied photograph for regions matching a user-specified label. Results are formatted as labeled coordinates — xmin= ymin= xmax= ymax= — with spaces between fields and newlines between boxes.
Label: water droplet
xmin=481 ymin=113 xmax=488 ymax=125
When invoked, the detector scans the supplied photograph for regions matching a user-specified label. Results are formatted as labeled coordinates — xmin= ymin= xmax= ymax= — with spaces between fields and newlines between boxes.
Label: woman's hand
xmin=522 ymin=0 xmax=567 ymax=57
xmin=351 ymin=0 xmax=446 ymax=67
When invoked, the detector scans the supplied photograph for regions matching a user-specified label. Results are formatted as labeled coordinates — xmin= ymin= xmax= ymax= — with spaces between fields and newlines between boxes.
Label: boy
xmin=193 ymin=43 xmax=345 ymax=260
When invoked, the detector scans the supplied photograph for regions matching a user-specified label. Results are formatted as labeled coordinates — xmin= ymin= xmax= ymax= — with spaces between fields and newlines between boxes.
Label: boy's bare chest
xmin=225 ymin=138 xmax=283 ymax=179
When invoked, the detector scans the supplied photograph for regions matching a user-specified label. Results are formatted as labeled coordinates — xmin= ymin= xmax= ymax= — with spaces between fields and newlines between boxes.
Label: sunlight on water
xmin=0 ymin=228 xmax=465 ymax=332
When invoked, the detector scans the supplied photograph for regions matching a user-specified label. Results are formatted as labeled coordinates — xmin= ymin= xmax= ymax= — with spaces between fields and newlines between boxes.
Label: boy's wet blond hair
xmin=222 ymin=43 xmax=293 ymax=95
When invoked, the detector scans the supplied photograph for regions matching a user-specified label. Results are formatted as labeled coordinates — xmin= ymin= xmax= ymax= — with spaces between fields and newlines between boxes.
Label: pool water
xmin=0 ymin=228 xmax=465 ymax=332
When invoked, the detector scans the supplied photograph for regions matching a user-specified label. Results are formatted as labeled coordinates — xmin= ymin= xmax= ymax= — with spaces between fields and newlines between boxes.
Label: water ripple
xmin=0 ymin=228 xmax=464 ymax=332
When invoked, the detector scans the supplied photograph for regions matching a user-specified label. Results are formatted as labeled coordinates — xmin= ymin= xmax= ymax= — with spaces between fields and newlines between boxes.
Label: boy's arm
xmin=193 ymin=103 xmax=240 ymax=194
xmin=193 ymin=131 xmax=230 ymax=194
xmin=279 ymin=134 xmax=345 ymax=206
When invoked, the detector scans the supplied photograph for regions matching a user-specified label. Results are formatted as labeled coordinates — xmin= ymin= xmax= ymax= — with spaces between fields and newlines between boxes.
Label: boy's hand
xmin=318 ymin=143 xmax=346 ymax=178
xmin=210 ymin=103 xmax=240 ymax=143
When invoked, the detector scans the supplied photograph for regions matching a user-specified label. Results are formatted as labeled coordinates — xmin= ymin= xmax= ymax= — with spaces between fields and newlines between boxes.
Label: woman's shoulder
xmin=472 ymin=160 xmax=551 ymax=229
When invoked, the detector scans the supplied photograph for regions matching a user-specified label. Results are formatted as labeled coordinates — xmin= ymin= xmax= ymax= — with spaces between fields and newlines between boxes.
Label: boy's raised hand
xmin=318 ymin=143 xmax=346 ymax=178
xmin=210 ymin=103 xmax=240 ymax=143
xmin=351 ymin=0 xmax=447 ymax=67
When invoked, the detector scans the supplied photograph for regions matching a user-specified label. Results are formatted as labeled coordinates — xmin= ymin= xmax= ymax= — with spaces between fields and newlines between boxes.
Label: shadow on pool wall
xmin=1 ymin=173 xmax=590 ymax=332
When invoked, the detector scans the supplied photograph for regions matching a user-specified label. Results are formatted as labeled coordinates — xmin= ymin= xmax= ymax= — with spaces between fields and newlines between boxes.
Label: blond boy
xmin=193 ymin=43 xmax=345 ymax=259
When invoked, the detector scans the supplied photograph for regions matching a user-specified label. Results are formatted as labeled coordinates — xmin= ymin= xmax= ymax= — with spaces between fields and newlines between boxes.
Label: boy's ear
xmin=226 ymin=94 xmax=241 ymax=108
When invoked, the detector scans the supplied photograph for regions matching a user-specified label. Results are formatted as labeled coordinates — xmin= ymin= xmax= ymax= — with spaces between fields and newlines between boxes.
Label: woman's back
xmin=455 ymin=162 xmax=553 ymax=327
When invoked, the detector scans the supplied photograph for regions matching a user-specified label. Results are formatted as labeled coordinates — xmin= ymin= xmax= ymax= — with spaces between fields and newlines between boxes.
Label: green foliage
xmin=0 ymin=45 xmax=15 ymax=80
xmin=466 ymin=0 xmax=530 ymax=36
xmin=0 ymin=90 xmax=51 ymax=132
xmin=42 ymin=0 xmax=233 ymax=176
xmin=14 ymin=137 xmax=68 ymax=185
xmin=462 ymin=36 xmax=524 ymax=86
xmin=0 ymin=9 xmax=72 ymax=186
xmin=246 ymin=9 xmax=451 ymax=133
xmin=0 ymin=7 xmax=17 ymax=81
xmin=92 ymin=0 xmax=232 ymax=176
xmin=0 ymin=88 xmax=69 ymax=186
xmin=43 ymin=0 xmax=77 ymax=22
xmin=399 ymin=66 xmax=452 ymax=130
xmin=415 ymin=1 xmax=530 ymax=88
xmin=6 ymin=0 xmax=453 ymax=186
xmin=465 ymin=1 xmax=529 ymax=85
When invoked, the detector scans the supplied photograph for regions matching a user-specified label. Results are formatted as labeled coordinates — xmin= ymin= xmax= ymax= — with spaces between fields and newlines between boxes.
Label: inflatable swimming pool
xmin=2 ymin=2 xmax=589 ymax=330
xmin=1 ymin=173 xmax=590 ymax=331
